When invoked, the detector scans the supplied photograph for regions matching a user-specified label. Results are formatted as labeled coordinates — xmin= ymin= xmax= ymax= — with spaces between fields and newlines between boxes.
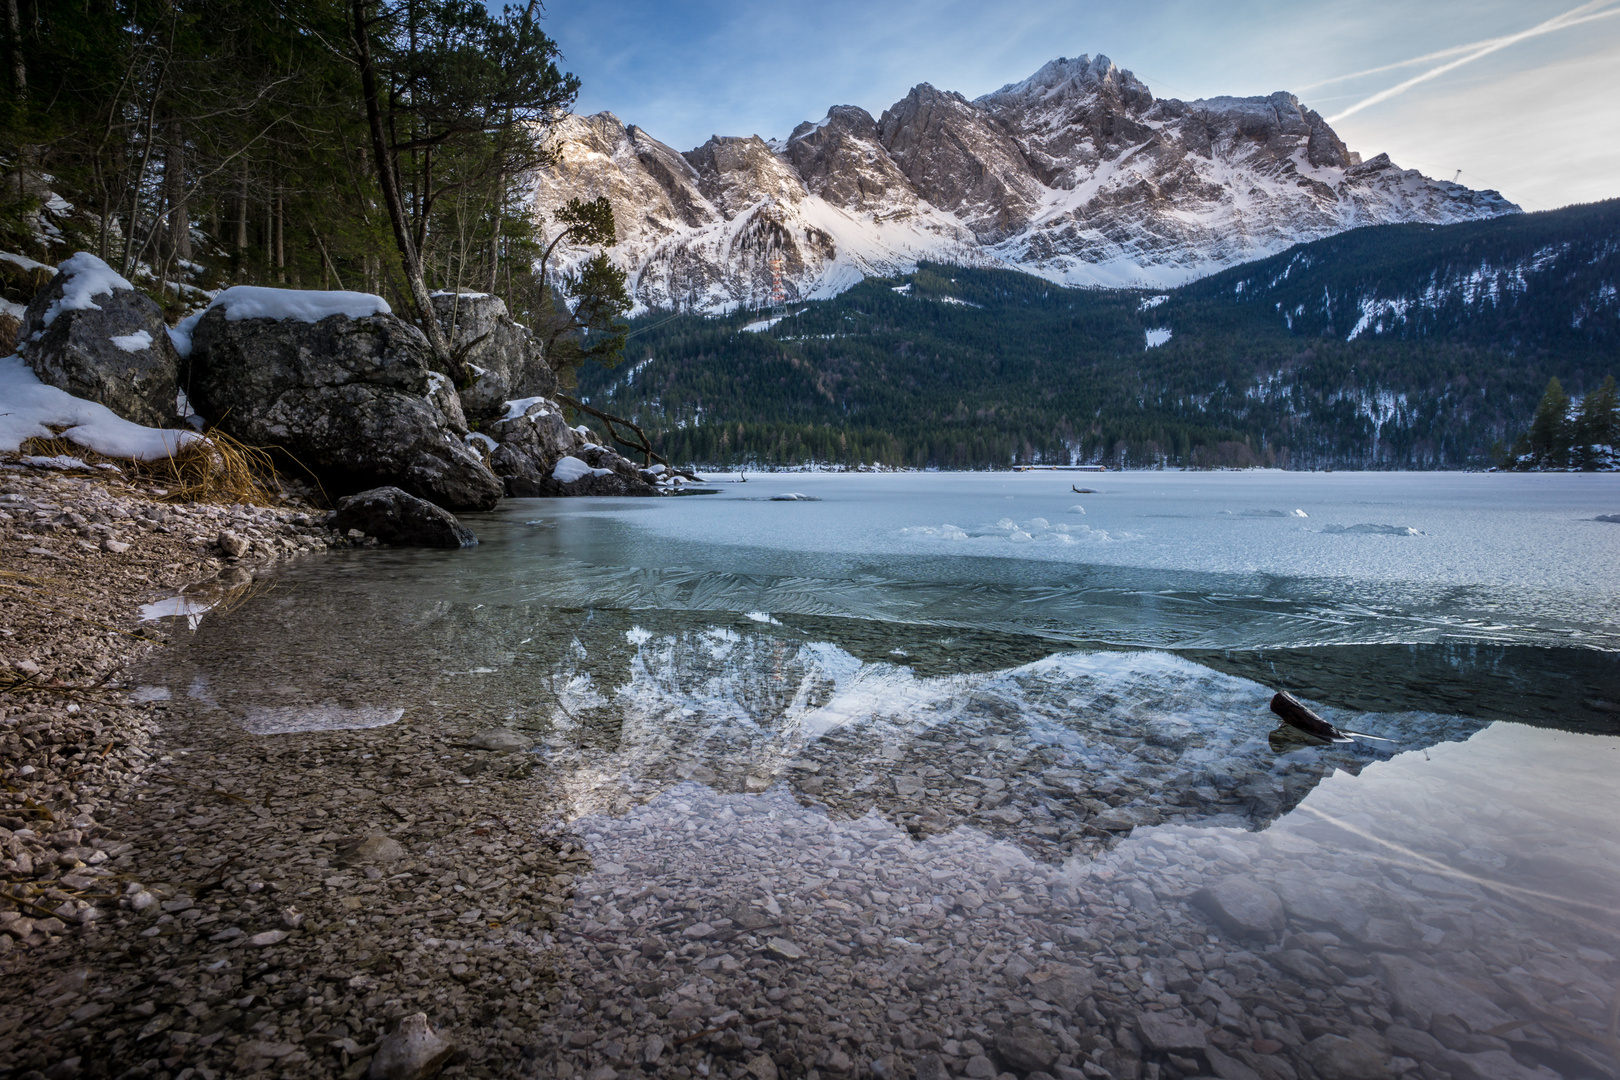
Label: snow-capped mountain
xmin=530 ymin=55 xmax=1518 ymax=312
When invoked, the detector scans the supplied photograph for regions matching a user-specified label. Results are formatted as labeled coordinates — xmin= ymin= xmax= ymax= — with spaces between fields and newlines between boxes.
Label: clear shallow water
xmin=135 ymin=472 xmax=1620 ymax=1079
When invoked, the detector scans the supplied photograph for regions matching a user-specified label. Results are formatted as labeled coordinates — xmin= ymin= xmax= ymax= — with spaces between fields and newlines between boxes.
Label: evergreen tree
xmin=1527 ymin=376 xmax=1572 ymax=468
xmin=1573 ymin=375 xmax=1618 ymax=470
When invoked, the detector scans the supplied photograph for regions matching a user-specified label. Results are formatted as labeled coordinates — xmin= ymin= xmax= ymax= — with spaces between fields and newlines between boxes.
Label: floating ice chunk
xmin=239 ymin=703 xmax=404 ymax=735
xmin=770 ymin=492 xmax=820 ymax=501
xmin=139 ymin=595 xmax=216 ymax=631
xmin=1319 ymin=523 xmax=1424 ymax=536
xmin=1068 ymin=505 xmax=1085 ymax=514
xmin=109 ymin=329 xmax=153 ymax=353
xmin=1007 ymin=530 xmax=1034 ymax=543
xmin=552 ymin=455 xmax=613 ymax=483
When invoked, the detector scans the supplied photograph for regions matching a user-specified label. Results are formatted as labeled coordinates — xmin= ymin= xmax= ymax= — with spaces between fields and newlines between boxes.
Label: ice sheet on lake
xmin=899 ymin=516 xmax=1128 ymax=545
xmin=138 ymin=595 xmax=217 ymax=631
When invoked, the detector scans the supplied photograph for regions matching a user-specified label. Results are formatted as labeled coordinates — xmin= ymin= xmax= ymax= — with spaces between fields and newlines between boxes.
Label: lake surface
xmin=138 ymin=471 xmax=1620 ymax=1080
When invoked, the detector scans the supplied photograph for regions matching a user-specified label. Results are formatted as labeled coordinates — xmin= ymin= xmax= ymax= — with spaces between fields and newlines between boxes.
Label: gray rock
xmin=217 ymin=530 xmax=249 ymax=557
xmin=328 ymin=487 xmax=477 ymax=548
xmin=1192 ymin=877 xmax=1286 ymax=939
xmin=484 ymin=400 xmax=660 ymax=498
xmin=467 ymin=729 xmax=530 ymax=751
xmin=430 ymin=292 xmax=555 ymax=423
xmin=994 ymin=1022 xmax=1059 ymax=1072
xmin=1205 ymin=1046 xmax=1262 ymax=1080
xmin=369 ymin=1012 xmax=455 ymax=1080
xmin=1025 ymin=963 xmax=1094 ymax=1012
xmin=19 ymin=252 xmax=180 ymax=428
xmin=1134 ymin=1012 xmax=1206 ymax=1053
xmin=1377 ymin=954 xmax=1514 ymax=1033
xmin=187 ymin=302 xmax=502 ymax=510
xmin=338 ymin=833 xmax=406 ymax=866
xmin=1303 ymin=1034 xmax=1393 ymax=1080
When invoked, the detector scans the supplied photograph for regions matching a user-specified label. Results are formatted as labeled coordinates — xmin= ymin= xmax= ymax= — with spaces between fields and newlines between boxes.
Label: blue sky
xmin=539 ymin=0 xmax=1620 ymax=210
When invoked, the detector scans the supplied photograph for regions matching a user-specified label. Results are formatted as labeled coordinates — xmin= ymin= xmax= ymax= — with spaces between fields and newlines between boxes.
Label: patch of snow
xmin=109 ymin=329 xmax=153 ymax=353
xmin=0 ymin=250 xmax=52 ymax=274
xmin=1144 ymin=327 xmax=1172 ymax=348
xmin=742 ymin=315 xmax=785 ymax=333
xmin=770 ymin=492 xmax=820 ymax=501
xmin=501 ymin=396 xmax=555 ymax=421
xmin=744 ymin=611 xmax=782 ymax=625
xmin=1138 ymin=295 xmax=1169 ymax=310
xmin=0 ymin=354 xmax=201 ymax=460
xmin=892 ymin=283 xmax=912 ymax=294
xmin=21 ymin=454 xmax=116 ymax=471
xmin=465 ymin=432 xmax=498 ymax=454
xmin=937 ymin=296 xmax=981 ymax=308
xmin=40 ymin=252 xmax=134 ymax=328
xmin=207 ymin=285 xmax=390 ymax=324
xmin=552 ymin=455 xmax=613 ymax=483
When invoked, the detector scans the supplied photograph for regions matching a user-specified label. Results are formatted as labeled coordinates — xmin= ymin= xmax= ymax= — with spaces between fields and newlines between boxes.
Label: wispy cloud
xmin=1326 ymin=0 xmax=1620 ymax=121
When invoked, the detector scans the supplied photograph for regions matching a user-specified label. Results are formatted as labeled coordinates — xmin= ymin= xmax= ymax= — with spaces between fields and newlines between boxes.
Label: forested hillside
xmin=579 ymin=202 xmax=1620 ymax=470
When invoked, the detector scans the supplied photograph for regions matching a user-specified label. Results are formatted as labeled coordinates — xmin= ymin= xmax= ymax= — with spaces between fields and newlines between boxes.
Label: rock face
xmin=484 ymin=398 xmax=660 ymax=497
xmin=328 ymin=486 xmax=478 ymax=548
xmin=186 ymin=305 xmax=503 ymax=510
xmin=429 ymin=292 xmax=555 ymax=423
xmin=18 ymin=252 xmax=180 ymax=428
xmin=531 ymin=54 xmax=1516 ymax=308
xmin=369 ymin=1013 xmax=454 ymax=1080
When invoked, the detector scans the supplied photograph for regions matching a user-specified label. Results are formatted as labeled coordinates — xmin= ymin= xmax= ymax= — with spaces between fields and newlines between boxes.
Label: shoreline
xmin=0 ymin=463 xmax=590 ymax=1079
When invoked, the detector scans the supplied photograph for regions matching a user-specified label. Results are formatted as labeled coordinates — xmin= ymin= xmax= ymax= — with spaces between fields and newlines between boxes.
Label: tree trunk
xmin=162 ymin=120 xmax=191 ymax=264
xmin=5 ymin=0 xmax=25 ymax=100
xmin=349 ymin=0 xmax=458 ymax=378
xmin=487 ymin=169 xmax=503 ymax=293
xmin=274 ymin=186 xmax=285 ymax=284
xmin=235 ymin=165 xmax=249 ymax=258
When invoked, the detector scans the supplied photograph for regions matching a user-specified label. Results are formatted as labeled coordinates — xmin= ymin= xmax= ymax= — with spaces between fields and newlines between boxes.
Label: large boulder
xmin=17 ymin=252 xmax=180 ymax=428
xmin=186 ymin=288 xmax=503 ymax=511
xmin=430 ymin=292 xmax=556 ymax=422
xmin=484 ymin=399 xmax=660 ymax=497
xmin=328 ymin=486 xmax=478 ymax=548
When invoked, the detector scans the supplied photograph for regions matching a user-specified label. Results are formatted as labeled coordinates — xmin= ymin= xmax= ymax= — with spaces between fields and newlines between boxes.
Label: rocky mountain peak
xmin=977 ymin=54 xmax=1152 ymax=113
xmin=529 ymin=56 xmax=1517 ymax=310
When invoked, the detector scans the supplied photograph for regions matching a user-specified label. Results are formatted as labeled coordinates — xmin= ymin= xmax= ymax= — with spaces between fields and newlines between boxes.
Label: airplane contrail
xmin=1326 ymin=0 xmax=1620 ymax=122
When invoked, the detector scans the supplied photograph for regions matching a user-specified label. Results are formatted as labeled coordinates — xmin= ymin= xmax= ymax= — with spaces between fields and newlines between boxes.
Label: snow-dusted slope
xmin=529 ymin=56 xmax=1517 ymax=311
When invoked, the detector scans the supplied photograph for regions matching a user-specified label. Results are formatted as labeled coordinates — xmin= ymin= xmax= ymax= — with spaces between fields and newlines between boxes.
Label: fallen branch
xmin=556 ymin=394 xmax=667 ymax=468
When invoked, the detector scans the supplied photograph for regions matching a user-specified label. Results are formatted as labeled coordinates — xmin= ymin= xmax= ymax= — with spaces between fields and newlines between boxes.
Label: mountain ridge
xmin=531 ymin=54 xmax=1518 ymax=312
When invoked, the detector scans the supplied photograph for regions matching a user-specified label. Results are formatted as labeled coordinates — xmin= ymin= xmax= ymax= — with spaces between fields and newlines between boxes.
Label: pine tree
xmin=1573 ymin=375 xmax=1618 ymax=470
xmin=1527 ymin=376 xmax=1572 ymax=468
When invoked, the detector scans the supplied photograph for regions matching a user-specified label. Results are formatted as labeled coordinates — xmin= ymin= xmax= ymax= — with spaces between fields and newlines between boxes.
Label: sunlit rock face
xmin=528 ymin=54 xmax=1516 ymax=311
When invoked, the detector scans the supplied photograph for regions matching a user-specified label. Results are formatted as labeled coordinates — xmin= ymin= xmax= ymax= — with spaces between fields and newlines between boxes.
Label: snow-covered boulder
xmin=17 ymin=252 xmax=181 ymax=428
xmin=430 ymin=292 xmax=555 ymax=422
xmin=327 ymin=486 xmax=477 ymax=548
xmin=483 ymin=397 xmax=659 ymax=497
xmin=186 ymin=287 xmax=503 ymax=511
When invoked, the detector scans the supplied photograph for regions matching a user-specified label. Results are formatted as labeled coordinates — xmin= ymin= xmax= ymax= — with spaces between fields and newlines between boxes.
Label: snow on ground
xmin=1145 ymin=327 xmax=1173 ymax=348
xmin=0 ymin=354 xmax=201 ymax=460
xmin=501 ymin=396 xmax=558 ymax=421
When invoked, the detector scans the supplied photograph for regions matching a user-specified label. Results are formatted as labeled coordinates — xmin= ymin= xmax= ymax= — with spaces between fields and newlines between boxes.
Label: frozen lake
xmin=136 ymin=470 xmax=1620 ymax=1079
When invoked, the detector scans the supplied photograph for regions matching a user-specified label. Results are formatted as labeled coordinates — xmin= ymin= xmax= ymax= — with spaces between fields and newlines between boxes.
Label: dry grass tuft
xmin=17 ymin=428 xmax=291 ymax=506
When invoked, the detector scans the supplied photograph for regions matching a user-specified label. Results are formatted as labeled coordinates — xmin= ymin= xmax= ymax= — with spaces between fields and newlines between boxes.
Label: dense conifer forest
xmin=581 ymin=202 xmax=1619 ymax=470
